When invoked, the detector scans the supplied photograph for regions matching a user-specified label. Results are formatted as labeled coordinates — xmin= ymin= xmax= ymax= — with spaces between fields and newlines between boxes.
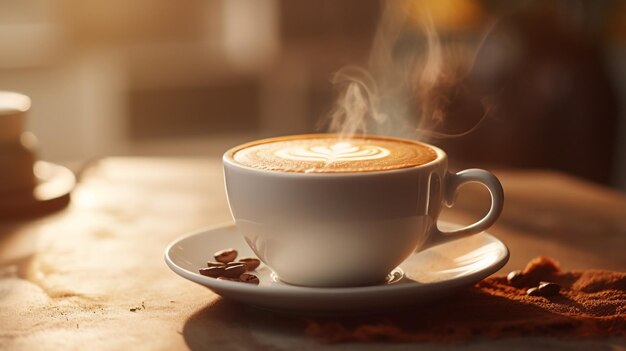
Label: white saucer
xmin=165 ymin=222 xmax=509 ymax=312
xmin=0 ymin=161 xmax=75 ymax=218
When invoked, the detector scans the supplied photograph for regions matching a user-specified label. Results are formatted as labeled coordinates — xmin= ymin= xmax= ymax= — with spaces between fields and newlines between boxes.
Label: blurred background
xmin=1 ymin=0 xmax=625 ymax=189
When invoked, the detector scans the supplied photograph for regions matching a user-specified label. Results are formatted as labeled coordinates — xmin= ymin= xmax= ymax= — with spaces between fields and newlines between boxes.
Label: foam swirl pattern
xmin=232 ymin=135 xmax=437 ymax=173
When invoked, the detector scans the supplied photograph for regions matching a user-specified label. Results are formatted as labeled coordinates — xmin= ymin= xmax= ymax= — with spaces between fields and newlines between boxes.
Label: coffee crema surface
xmin=232 ymin=135 xmax=438 ymax=173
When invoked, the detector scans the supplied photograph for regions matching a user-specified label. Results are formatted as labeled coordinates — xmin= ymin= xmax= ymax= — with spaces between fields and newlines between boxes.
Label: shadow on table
xmin=0 ymin=222 xmax=39 ymax=274
xmin=182 ymin=298 xmax=307 ymax=350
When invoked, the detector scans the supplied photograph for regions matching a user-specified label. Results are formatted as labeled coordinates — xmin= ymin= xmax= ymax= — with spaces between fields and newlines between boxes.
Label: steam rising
xmin=327 ymin=67 xmax=387 ymax=137
xmin=325 ymin=0 xmax=489 ymax=140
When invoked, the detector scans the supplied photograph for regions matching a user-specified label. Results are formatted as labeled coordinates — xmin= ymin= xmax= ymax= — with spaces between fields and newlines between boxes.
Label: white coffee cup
xmin=223 ymin=135 xmax=503 ymax=287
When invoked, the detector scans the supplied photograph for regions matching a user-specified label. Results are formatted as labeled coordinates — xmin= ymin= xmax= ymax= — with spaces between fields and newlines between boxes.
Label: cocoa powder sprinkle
xmin=305 ymin=257 xmax=626 ymax=343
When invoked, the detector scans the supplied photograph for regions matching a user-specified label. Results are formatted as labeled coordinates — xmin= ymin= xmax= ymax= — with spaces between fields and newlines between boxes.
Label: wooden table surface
xmin=1 ymin=157 xmax=625 ymax=350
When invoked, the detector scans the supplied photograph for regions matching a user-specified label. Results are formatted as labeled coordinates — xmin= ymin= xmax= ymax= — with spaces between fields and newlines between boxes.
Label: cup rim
xmin=223 ymin=133 xmax=447 ymax=177
xmin=0 ymin=91 xmax=31 ymax=116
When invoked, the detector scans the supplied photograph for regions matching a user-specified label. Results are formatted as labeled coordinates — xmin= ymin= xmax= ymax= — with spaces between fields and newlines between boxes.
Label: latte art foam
xmin=232 ymin=135 xmax=438 ymax=173
xmin=274 ymin=142 xmax=391 ymax=163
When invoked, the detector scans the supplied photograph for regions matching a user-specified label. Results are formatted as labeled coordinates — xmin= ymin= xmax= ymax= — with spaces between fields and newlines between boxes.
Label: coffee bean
xmin=538 ymin=281 xmax=561 ymax=296
xmin=199 ymin=266 xmax=225 ymax=278
xmin=507 ymin=270 xmax=525 ymax=287
xmin=239 ymin=258 xmax=261 ymax=271
xmin=226 ymin=261 xmax=245 ymax=267
xmin=222 ymin=263 xmax=246 ymax=278
xmin=240 ymin=273 xmax=260 ymax=285
xmin=526 ymin=287 xmax=541 ymax=296
xmin=207 ymin=261 xmax=226 ymax=268
xmin=214 ymin=248 xmax=238 ymax=263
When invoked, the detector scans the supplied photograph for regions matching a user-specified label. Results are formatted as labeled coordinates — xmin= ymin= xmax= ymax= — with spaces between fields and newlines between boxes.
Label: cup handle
xmin=424 ymin=169 xmax=504 ymax=249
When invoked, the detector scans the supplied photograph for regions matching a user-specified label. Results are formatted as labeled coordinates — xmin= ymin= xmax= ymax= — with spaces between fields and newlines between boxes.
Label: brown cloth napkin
xmin=306 ymin=257 xmax=626 ymax=343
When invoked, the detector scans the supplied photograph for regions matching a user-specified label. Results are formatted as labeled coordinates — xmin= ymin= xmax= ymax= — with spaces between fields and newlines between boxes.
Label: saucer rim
xmin=0 ymin=161 xmax=75 ymax=217
xmin=164 ymin=221 xmax=510 ymax=295
xmin=0 ymin=161 xmax=75 ymax=201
